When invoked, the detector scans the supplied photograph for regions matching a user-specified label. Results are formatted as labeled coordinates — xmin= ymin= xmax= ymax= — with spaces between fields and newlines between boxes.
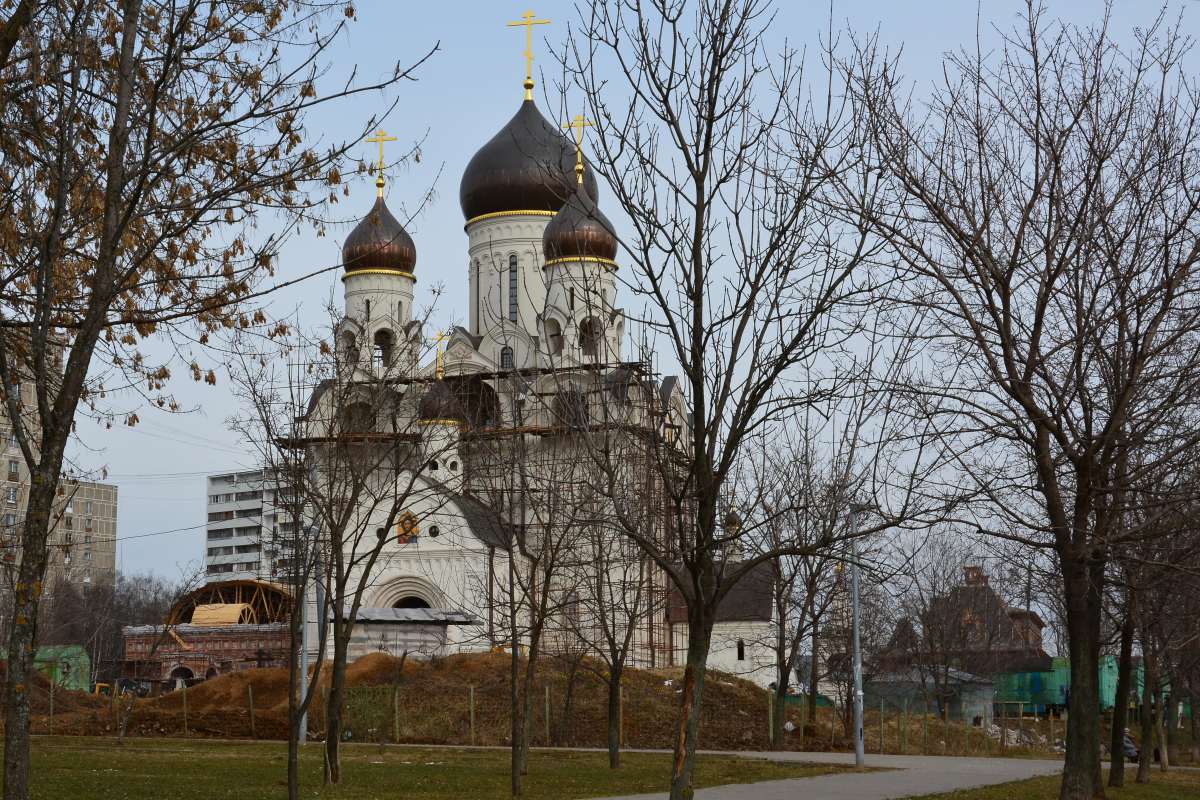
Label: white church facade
xmin=296 ymin=78 xmax=777 ymax=687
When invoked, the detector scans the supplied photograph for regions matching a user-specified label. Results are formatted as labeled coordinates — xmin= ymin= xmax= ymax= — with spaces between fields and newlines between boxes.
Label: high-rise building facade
xmin=205 ymin=470 xmax=298 ymax=581
xmin=0 ymin=377 xmax=118 ymax=590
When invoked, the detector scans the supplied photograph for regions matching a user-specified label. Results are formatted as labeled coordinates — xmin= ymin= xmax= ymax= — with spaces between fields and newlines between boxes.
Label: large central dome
xmin=459 ymin=99 xmax=599 ymax=223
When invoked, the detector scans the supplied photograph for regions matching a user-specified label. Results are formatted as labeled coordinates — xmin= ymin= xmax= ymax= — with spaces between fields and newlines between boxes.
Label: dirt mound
xmin=0 ymin=661 xmax=108 ymax=716
xmin=14 ymin=651 xmax=1052 ymax=758
xmin=153 ymin=667 xmax=293 ymax=714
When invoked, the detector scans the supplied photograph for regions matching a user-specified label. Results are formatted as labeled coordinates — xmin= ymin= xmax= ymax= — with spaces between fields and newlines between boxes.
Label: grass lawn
xmin=26 ymin=736 xmax=855 ymax=799
xmin=909 ymin=769 xmax=1200 ymax=800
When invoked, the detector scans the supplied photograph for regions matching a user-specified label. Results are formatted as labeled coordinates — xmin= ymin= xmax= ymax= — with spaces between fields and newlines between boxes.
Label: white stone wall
xmin=466 ymin=213 xmax=553 ymax=338
xmin=670 ymin=619 xmax=778 ymax=689
xmin=542 ymin=261 xmax=622 ymax=363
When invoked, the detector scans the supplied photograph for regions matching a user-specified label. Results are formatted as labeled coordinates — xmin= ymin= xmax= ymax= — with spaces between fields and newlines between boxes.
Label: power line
xmin=0 ymin=521 xmax=209 ymax=552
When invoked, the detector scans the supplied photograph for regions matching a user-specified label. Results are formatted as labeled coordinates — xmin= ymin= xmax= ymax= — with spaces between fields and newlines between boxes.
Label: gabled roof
xmin=666 ymin=561 xmax=774 ymax=624
xmin=454 ymin=491 xmax=513 ymax=549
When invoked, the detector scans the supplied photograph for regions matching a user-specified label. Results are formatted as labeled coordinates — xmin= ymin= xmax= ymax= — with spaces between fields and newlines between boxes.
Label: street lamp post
xmin=848 ymin=504 xmax=866 ymax=767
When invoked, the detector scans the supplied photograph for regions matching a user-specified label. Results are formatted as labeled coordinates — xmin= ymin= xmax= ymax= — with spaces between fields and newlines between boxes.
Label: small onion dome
xmin=459 ymin=99 xmax=599 ymax=222
xmin=417 ymin=380 xmax=467 ymax=424
xmin=542 ymin=181 xmax=618 ymax=265
xmin=342 ymin=196 xmax=416 ymax=275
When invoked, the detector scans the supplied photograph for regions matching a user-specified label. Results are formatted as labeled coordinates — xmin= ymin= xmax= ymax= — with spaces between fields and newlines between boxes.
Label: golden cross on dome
xmin=365 ymin=129 xmax=398 ymax=197
xmin=434 ymin=330 xmax=448 ymax=379
xmin=564 ymin=114 xmax=593 ymax=183
xmin=507 ymin=9 xmax=550 ymax=100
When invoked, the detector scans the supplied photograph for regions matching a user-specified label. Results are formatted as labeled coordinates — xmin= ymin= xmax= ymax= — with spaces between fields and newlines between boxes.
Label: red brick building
xmin=122 ymin=579 xmax=292 ymax=686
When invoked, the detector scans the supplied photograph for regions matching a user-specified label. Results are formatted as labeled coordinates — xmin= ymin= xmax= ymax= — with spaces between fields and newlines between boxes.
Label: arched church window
xmin=364 ymin=299 xmax=371 ymax=321
xmin=500 ymin=346 xmax=514 ymax=369
xmin=554 ymin=388 xmax=589 ymax=430
xmin=394 ymin=596 xmax=430 ymax=609
xmin=339 ymin=402 xmax=375 ymax=433
xmin=508 ymin=255 xmax=519 ymax=322
xmin=398 ymin=301 xmax=404 ymax=320
xmin=340 ymin=332 xmax=360 ymax=367
xmin=737 ymin=639 xmax=745 ymax=661
xmin=569 ymin=287 xmax=575 ymax=311
xmin=579 ymin=318 xmax=600 ymax=359
xmin=544 ymin=320 xmax=563 ymax=356
xmin=373 ymin=329 xmax=394 ymax=371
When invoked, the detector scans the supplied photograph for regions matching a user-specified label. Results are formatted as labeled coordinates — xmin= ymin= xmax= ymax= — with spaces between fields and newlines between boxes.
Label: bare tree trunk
xmin=1137 ymin=645 xmax=1157 ymax=784
xmin=1164 ymin=681 xmax=1178 ymax=767
xmin=607 ymin=665 xmax=623 ymax=768
xmin=1109 ymin=603 xmax=1136 ymax=787
xmin=1157 ymin=685 xmax=1170 ymax=772
xmin=518 ymin=640 xmax=539 ymax=777
xmin=1189 ymin=687 xmax=1200 ymax=764
xmin=808 ymin=625 xmax=820 ymax=724
xmin=286 ymin=587 xmax=305 ymax=800
xmin=508 ymin=552 xmax=522 ymax=798
xmin=1060 ymin=557 xmax=1105 ymax=800
xmin=3 ymin=472 xmax=57 ymax=800
xmin=771 ymin=683 xmax=788 ymax=751
xmin=669 ymin=617 xmax=712 ymax=800
xmin=324 ymin=633 xmax=349 ymax=785
xmin=558 ymin=656 xmax=581 ymax=748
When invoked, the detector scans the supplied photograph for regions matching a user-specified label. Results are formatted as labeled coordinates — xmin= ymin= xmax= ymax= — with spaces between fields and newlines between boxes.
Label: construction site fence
xmin=22 ymin=677 xmax=1068 ymax=757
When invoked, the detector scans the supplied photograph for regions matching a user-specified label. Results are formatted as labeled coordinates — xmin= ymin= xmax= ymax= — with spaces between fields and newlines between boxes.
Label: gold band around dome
xmin=543 ymin=256 xmax=618 ymax=270
xmin=417 ymin=419 xmax=466 ymax=428
xmin=342 ymin=268 xmax=416 ymax=281
xmin=464 ymin=209 xmax=557 ymax=227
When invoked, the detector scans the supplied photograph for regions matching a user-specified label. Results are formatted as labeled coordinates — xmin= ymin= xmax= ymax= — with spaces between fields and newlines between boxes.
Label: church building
xmin=295 ymin=48 xmax=775 ymax=684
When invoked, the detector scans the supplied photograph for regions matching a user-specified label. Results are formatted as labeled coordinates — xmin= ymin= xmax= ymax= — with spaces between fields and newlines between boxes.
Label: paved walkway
xmin=589 ymin=750 xmax=1063 ymax=800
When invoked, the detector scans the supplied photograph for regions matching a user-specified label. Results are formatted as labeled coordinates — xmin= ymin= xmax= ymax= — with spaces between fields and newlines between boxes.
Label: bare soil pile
xmin=20 ymin=652 xmax=1050 ymax=756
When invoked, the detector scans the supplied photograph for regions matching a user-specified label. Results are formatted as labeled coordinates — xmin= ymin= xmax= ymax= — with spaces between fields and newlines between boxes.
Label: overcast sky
xmin=72 ymin=1 xmax=1197 ymax=580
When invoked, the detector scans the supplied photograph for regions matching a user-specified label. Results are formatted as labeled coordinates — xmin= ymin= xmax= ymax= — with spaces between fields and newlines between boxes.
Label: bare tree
xmin=229 ymin=328 xmax=329 ymax=800
xmin=0 ymin=2 xmax=437 ymax=796
xmin=838 ymin=4 xmax=1200 ymax=797
xmin=558 ymin=3 xmax=952 ymax=794
xmin=561 ymin=471 xmax=663 ymax=768
xmin=230 ymin=290 xmax=454 ymax=787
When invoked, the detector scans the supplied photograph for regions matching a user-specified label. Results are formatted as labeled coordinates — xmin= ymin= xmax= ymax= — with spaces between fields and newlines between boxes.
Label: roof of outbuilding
xmin=453 ymin=491 xmax=513 ymax=549
xmin=348 ymin=607 xmax=479 ymax=625
xmin=666 ymin=561 xmax=775 ymax=624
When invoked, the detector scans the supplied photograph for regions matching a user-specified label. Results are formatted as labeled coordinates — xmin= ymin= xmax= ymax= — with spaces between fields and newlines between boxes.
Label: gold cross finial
xmin=434 ymin=330 xmax=448 ymax=379
xmin=507 ymin=9 xmax=551 ymax=100
xmin=564 ymin=114 xmax=593 ymax=184
xmin=365 ymin=129 xmax=398 ymax=198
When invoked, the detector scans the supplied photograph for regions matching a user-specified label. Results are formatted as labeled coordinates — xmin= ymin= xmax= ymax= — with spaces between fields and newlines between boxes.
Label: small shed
xmin=34 ymin=645 xmax=91 ymax=691
xmin=864 ymin=667 xmax=994 ymax=724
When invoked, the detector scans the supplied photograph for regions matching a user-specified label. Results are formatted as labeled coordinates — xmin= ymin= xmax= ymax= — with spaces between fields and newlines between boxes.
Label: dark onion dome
xmin=342 ymin=196 xmax=416 ymax=275
xmin=417 ymin=380 xmax=467 ymax=424
xmin=459 ymin=99 xmax=599 ymax=223
xmin=542 ymin=180 xmax=618 ymax=265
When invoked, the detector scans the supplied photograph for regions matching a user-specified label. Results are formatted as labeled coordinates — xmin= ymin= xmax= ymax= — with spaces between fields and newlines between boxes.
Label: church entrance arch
xmin=372 ymin=576 xmax=443 ymax=610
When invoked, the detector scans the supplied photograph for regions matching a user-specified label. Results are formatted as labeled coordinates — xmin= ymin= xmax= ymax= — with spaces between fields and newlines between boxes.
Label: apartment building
xmin=0 ymin=378 xmax=118 ymax=590
xmin=205 ymin=470 xmax=300 ymax=581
